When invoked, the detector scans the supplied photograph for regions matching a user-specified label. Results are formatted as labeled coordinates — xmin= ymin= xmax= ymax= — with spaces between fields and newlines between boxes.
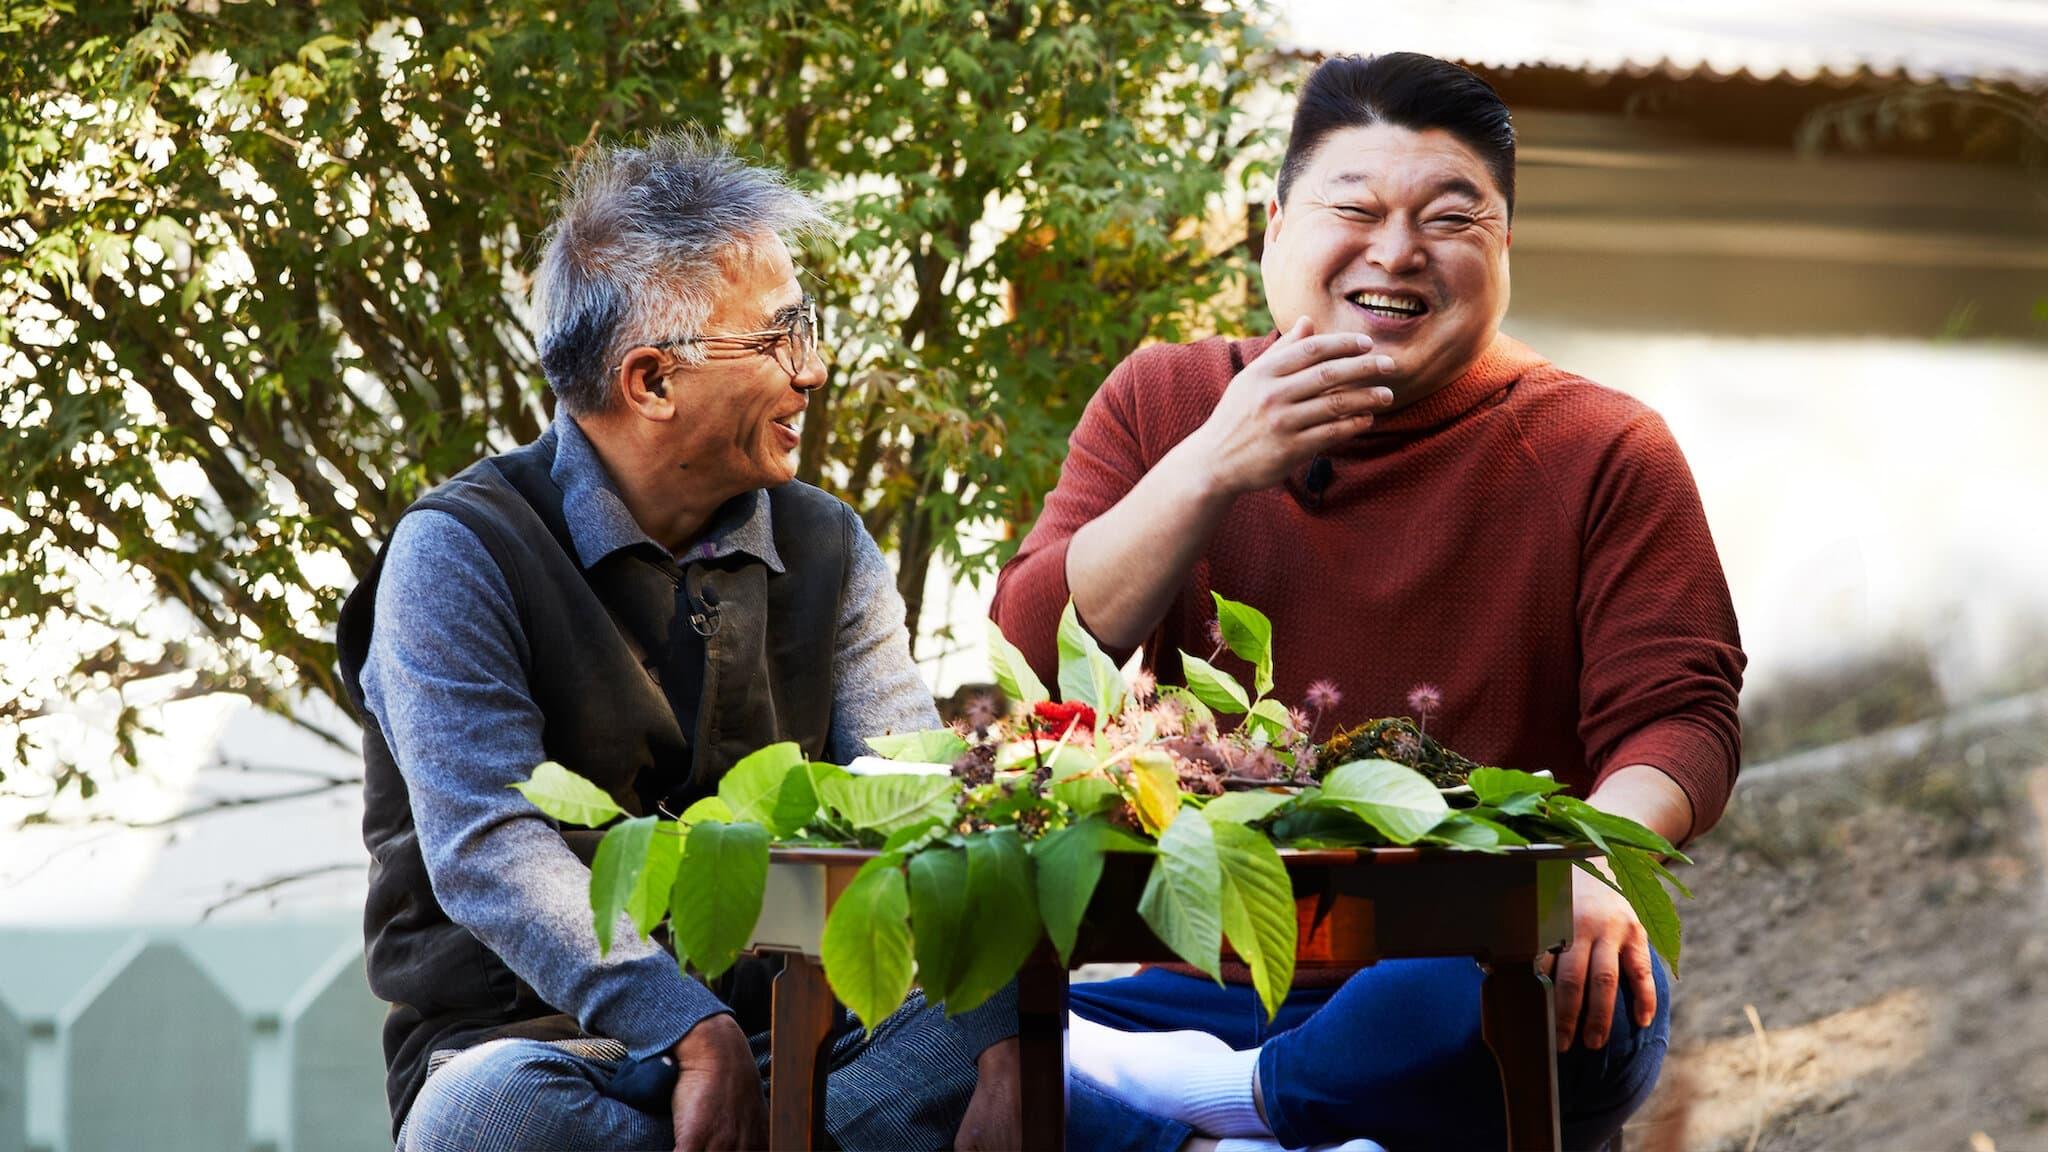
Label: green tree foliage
xmin=0 ymin=0 xmax=1282 ymax=791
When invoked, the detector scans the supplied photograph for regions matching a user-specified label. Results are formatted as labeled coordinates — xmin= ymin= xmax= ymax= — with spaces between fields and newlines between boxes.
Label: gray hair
xmin=531 ymin=130 xmax=830 ymax=414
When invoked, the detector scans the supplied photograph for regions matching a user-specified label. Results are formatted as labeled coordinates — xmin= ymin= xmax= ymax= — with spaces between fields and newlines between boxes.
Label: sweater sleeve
xmin=1574 ymin=412 xmax=1747 ymax=839
xmin=990 ymin=355 xmax=1151 ymax=687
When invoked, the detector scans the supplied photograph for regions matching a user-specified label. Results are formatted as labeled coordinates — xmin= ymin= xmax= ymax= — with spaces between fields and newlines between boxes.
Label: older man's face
xmin=1261 ymin=123 xmax=1511 ymax=407
xmin=661 ymin=236 xmax=823 ymax=491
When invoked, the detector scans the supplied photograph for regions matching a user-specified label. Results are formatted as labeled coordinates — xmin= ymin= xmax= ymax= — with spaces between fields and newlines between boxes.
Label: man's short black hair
xmin=1277 ymin=53 xmax=1516 ymax=219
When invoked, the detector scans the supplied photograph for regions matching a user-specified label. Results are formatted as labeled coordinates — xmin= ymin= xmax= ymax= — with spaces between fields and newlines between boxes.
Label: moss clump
xmin=1318 ymin=717 xmax=1489 ymax=789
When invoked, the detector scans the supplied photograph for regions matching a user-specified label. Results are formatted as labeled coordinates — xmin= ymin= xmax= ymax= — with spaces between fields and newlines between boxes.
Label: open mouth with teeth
xmin=1347 ymin=290 xmax=1430 ymax=319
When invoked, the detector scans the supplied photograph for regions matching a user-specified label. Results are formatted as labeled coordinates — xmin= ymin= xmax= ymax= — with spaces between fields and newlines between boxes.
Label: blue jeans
xmin=1068 ymin=956 xmax=1671 ymax=1152
xmin=398 ymin=993 xmax=984 ymax=1151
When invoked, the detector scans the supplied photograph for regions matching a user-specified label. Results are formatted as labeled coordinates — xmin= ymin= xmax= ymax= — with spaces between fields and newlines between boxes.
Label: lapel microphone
xmin=684 ymin=571 xmax=722 ymax=637
xmin=1303 ymin=455 xmax=1334 ymax=508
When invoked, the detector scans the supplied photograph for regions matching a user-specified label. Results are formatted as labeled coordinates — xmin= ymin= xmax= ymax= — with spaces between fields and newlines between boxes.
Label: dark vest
xmin=335 ymin=429 xmax=850 ymax=1130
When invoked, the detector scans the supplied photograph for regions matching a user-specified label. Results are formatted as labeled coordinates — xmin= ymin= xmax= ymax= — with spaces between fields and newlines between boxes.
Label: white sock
xmin=1067 ymin=1013 xmax=1269 ymax=1137
xmin=1212 ymin=1131 xmax=1392 ymax=1139
xmin=1216 ymin=1140 xmax=1388 ymax=1152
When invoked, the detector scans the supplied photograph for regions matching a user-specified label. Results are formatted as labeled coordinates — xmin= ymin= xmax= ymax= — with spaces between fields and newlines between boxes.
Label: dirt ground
xmin=1624 ymin=711 xmax=2048 ymax=1152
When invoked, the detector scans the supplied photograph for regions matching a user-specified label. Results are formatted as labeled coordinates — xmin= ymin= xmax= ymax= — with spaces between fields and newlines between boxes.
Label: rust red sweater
xmin=992 ymin=331 xmax=1746 ymax=837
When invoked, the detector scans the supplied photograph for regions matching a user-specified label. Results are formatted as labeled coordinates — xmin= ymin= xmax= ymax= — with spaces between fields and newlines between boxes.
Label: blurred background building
xmin=3 ymin=3 xmax=2045 ymax=1150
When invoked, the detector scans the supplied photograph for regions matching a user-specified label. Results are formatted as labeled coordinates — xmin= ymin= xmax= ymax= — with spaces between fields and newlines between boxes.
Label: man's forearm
xmin=1585 ymin=763 xmax=1695 ymax=848
xmin=1066 ymin=436 xmax=1236 ymax=650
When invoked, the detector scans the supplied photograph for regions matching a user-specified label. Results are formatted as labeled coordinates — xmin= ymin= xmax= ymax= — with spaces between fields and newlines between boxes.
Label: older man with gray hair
xmin=336 ymin=131 xmax=1020 ymax=1150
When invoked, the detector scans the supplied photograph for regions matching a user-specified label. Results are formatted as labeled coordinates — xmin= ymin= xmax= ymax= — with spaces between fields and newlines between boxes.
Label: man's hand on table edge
xmin=669 ymin=1013 xmax=764 ymax=1152
xmin=1541 ymin=763 xmax=1692 ymax=1051
xmin=954 ymin=1037 xmax=1022 ymax=1151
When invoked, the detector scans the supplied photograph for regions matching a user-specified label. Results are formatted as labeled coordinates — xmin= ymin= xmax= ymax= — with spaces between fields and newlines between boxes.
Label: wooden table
xmin=747 ymin=843 xmax=1587 ymax=1151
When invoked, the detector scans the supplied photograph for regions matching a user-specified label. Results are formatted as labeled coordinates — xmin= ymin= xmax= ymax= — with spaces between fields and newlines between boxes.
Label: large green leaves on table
xmin=817 ymin=774 xmax=961 ymax=840
xmin=903 ymin=830 xmax=1044 ymax=1020
xmin=589 ymin=815 xmax=658 ymax=954
xmin=512 ymin=762 xmax=625 ymax=827
xmin=1138 ymin=808 xmax=1224 ymax=980
xmin=1545 ymin=795 xmax=1690 ymax=975
xmin=669 ymin=820 xmax=771 ymax=981
xmin=716 ymin=743 xmax=818 ymax=837
xmin=947 ymin=829 xmax=1041 ymax=1015
xmin=1032 ymin=818 xmax=1155 ymax=966
xmin=1212 ymin=593 xmax=1276 ymax=697
xmin=822 ymin=855 xmax=916 ymax=1034
xmin=867 ymin=729 xmax=971 ymax=765
xmin=1210 ymin=818 xmax=1297 ymax=1021
xmin=987 ymin=621 xmax=1050 ymax=708
xmin=1177 ymin=651 xmax=1250 ymax=715
xmin=1311 ymin=759 xmax=1450 ymax=845
xmin=1057 ymin=602 xmax=1126 ymax=716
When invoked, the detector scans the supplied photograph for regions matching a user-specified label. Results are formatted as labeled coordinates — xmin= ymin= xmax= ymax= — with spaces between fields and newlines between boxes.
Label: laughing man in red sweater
xmin=991 ymin=53 xmax=1744 ymax=1152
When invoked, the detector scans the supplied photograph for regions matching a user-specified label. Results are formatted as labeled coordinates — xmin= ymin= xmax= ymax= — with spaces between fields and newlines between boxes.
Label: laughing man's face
xmin=1261 ymin=122 xmax=1512 ymax=408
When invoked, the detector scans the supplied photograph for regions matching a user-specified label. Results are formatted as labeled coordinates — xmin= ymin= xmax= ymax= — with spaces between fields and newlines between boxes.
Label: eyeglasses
xmin=640 ymin=294 xmax=819 ymax=381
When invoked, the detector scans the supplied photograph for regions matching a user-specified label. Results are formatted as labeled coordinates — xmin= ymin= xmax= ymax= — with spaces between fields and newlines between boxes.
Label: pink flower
xmin=1127 ymin=668 xmax=1158 ymax=704
xmin=1407 ymin=683 xmax=1443 ymax=735
xmin=1305 ymin=679 xmax=1343 ymax=714
xmin=1205 ymin=619 xmax=1226 ymax=649
xmin=1287 ymin=706 xmax=1314 ymax=735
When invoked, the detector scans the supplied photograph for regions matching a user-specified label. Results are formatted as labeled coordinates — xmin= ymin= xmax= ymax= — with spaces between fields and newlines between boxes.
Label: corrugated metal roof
xmin=1275 ymin=0 xmax=2048 ymax=88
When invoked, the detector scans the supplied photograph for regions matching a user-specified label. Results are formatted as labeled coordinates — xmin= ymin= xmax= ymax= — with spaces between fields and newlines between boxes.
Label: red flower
xmin=1033 ymin=699 xmax=1097 ymax=734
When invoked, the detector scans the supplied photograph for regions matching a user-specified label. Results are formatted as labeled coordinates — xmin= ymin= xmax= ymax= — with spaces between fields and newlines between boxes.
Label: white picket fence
xmin=0 ymin=919 xmax=389 ymax=1152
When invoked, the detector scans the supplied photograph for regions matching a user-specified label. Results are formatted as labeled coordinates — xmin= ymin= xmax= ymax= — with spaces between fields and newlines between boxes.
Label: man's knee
xmin=401 ymin=1039 xmax=614 ymax=1152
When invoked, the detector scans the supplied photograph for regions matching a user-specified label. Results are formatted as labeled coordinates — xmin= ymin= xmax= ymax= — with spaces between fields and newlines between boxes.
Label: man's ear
xmin=615 ymin=347 xmax=677 ymax=420
xmin=1264 ymin=197 xmax=1285 ymax=248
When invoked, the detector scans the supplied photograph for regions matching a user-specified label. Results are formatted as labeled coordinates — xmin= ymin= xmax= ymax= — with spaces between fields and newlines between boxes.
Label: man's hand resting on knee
xmin=955 ymin=1037 xmax=1022 ymax=1150
xmin=670 ymin=1014 xmax=765 ymax=1152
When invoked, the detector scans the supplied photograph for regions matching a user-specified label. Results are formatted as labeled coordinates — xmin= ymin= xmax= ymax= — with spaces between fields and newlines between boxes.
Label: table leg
xmin=1481 ymin=955 xmax=1562 ymax=1152
xmin=1017 ymin=960 xmax=1070 ymax=1151
xmin=769 ymin=954 xmax=836 ymax=1151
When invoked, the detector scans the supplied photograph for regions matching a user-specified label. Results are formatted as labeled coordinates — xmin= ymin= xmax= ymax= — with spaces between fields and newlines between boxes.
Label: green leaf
xmin=669 ymin=821 xmax=770 ymax=981
xmin=1126 ymin=749 xmax=1181 ymax=837
xmin=1457 ymin=812 xmax=1529 ymax=847
xmin=1157 ymin=685 xmax=1215 ymax=729
xmin=512 ymin=762 xmax=625 ymax=827
xmin=718 ymin=742 xmax=817 ymax=836
xmin=1201 ymin=790 xmax=1292 ymax=827
xmin=1606 ymin=845 xmax=1683 ymax=976
xmin=866 ymin=728 xmax=971 ymax=764
xmin=1245 ymin=697 xmax=1294 ymax=741
xmin=1315 ymin=759 xmax=1451 ymax=845
xmin=819 ymin=774 xmax=961 ymax=838
xmin=907 ymin=846 xmax=971 ymax=1003
xmin=1212 ymin=593 xmax=1274 ymax=696
xmin=1057 ymin=602 xmax=1126 ymax=715
xmin=590 ymin=816 xmax=657 ymax=954
xmin=947 ymin=828 xmax=1040 ymax=1015
xmin=821 ymin=856 xmax=916 ymax=1033
xmin=1212 ymin=821 xmax=1297 ymax=1020
xmin=1052 ymin=772 xmax=1120 ymax=818
xmin=1139 ymin=811 xmax=1224 ymax=980
xmin=680 ymin=795 xmax=734 ymax=824
xmin=1423 ymin=813 xmax=1506 ymax=853
xmin=987 ymin=620 xmax=1049 ymax=707
xmin=881 ymin=817 xmax=951 ymax=855
xmin=1177 ymin=651 xmax=1249 ymax=714
xmin=1467 ymin=766 xmax=1565 ymax=805
xmin=1032 ymin=819 xmax=1151 ymax=965
xmin=629 ymin=824 xmax=683 ymax=938
xmin=1549 ymin=796 xmax=1687 ymax=862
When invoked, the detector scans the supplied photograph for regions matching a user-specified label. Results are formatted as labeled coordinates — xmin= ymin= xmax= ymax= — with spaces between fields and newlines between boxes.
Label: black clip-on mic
xmin=1302 ymin=455 xmax=1334 ymax=509
xmin=687 ymin=578 xmax=721 ymax=638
